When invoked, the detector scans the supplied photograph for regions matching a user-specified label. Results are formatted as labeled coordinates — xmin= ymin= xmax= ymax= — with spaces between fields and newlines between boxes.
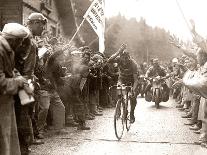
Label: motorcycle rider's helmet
xmin=153 ymin=58 xmax=159 ymax=64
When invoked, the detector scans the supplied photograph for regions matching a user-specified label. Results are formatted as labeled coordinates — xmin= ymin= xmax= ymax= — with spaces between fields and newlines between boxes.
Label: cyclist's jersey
xmin=115 ymin=57 xmax=138 ymax=85
xmin=146 ymin=65 xmax=166 ymax=78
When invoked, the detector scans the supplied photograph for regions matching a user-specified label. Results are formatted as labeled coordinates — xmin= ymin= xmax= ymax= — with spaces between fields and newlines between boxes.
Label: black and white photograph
xmin=1 ymin=0 xmax=207 ymax=154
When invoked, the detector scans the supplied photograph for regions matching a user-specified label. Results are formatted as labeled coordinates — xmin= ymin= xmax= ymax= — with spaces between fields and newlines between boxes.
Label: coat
xmin=0 ymin=36 xmax=21 ymax=155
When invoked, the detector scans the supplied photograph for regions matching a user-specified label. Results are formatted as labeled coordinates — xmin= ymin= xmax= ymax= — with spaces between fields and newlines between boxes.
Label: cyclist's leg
xmin=130 ymin=92 xmax=137 ymax=123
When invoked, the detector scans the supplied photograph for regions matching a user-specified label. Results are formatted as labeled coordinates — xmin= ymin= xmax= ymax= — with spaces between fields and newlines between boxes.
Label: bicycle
xmin=113 ymin=84 xmax=133 ymax=140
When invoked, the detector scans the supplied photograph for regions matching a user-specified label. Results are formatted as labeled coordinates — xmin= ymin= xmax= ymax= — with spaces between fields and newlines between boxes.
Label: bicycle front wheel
xmin=114 ymin=99 xmax=124 ymax=140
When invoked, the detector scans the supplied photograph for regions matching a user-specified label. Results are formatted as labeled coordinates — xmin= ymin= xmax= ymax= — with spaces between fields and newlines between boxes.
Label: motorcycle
xmin=146 ymin=75 xmax=169 ymax=109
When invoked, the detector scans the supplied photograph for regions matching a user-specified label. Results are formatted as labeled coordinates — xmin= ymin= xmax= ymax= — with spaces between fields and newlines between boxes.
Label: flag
xmin=84 ymin=0 xmax=105 ymax=53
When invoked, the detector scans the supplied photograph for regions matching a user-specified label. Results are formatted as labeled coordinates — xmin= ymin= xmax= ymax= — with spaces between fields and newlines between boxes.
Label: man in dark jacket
xmin=0 ymin=23 xmax=30 ymax=155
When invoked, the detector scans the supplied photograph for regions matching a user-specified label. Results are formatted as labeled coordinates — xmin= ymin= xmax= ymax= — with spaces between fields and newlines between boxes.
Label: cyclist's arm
xmin=107 ymin=44 xmax=126 ymax=63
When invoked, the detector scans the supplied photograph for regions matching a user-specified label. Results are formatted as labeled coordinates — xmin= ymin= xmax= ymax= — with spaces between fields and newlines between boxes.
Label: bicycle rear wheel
xmin=114 ymin=99 xmax=124 ymax=140
xmin=125 ymin=92 xmax=131 ymax=131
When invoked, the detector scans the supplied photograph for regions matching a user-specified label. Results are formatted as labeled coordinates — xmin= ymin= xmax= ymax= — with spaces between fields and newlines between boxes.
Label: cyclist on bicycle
xmin=108 ymin=44 xmax=139 ymax=123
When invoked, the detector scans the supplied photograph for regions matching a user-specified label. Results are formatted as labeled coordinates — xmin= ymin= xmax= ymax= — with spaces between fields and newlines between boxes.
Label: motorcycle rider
xmin=140 ymin=62 xmax=148 ymax=75
xmin=108 ymin=44 xmax=139 ymax=123
xmin=145 ymin=58 xmax=170 ymax=102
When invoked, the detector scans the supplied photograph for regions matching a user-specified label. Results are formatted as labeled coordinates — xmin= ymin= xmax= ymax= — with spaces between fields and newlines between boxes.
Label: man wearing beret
xmin=0 ymin=23 xmax=31 ymax=155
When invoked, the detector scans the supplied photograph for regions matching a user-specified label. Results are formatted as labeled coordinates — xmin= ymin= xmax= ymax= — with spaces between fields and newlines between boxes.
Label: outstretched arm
xmin=190 ymin=19 xmax=207 ymax=53
xmin=107 ymin=43 xmax=126 ymax=63
xmin=169 ymin=35 xmax=197 ymax=60
xmin=181 ymin=48 xmax=197 ymax=60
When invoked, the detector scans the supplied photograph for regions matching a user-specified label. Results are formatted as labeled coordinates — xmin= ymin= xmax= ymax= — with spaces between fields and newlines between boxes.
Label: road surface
xmin=31 ymin=97 xmax=207 ymax=155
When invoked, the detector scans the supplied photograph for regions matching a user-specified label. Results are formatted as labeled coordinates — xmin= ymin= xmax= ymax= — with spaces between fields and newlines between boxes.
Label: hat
xmin=172 ymin=58 xmax=178 ymax=63
xmin=92 ymin=54 xmax=103 ymax=61
xmin=28 ymin=13 xmax=47 ymax=24
xmin=79 ymin=46 xmax=90 ymax=52
xmin=48 ymin=37 xmax=58 ymax=45
xmin=1 ymin=23 xmax=30 ymax=38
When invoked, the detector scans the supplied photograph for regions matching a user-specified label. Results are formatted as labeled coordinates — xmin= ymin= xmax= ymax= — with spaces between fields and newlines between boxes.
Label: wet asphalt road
xmin=31 ymin=97 xmax=207 ymax=155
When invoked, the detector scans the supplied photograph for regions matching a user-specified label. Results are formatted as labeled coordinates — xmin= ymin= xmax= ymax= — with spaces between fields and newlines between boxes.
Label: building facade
xmin=0 ymin=0 xmax=76 ymax=37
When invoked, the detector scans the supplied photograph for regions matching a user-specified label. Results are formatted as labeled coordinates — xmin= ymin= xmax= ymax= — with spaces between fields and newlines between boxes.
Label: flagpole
xmin=62 ymin=18 xmax=86 ymax=51
xmin=175 ymin=0 xmax=192 ymax=36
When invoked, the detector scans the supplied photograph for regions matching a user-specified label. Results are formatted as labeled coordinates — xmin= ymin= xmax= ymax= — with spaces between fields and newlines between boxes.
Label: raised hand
xmin=118 ymin=43 xmax=127 ymax=54
xmin=169 ymin=35 xmax=182 ymax=49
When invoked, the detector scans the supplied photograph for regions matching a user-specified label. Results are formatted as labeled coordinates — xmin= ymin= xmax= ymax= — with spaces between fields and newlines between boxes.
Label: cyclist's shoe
xmin=130 ymin=114 xmax=135 ymax=124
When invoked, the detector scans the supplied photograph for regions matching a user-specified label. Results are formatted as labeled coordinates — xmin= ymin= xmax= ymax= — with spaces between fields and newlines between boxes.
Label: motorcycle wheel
xmin=154 ymin=89 xmax=160 ymax=109
xmin=140 ymin=85 xmax=145 ymax=97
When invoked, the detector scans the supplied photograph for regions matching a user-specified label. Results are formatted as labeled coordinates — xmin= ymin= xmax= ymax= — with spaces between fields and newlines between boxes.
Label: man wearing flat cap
xmin=0 ymin=23 xmax=31 ymax=155
xmin=16 ymin=12 xmax=47 ymax=77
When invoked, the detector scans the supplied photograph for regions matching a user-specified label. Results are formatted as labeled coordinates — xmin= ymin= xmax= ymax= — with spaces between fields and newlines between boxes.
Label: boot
xmin=31 ymin=139 xmax=45 ymax=145
xmin=77 ymin=121 xmax=90 ymax=130
xmin=193 ymin=129 xmax=201 ymax=134
xmin=65 ymin=120 xmax=79 ymax=127
xmin=176 ymin=104 xmax=183 ymax=108
xmin=35 ymin=132 xmax=44 ymax=139
xmin=90 ymin=113 xmax=95 ymax=117
xmin=130 ymin=112 xmax=135 ymax=124
xmin=189 ymin=124 xmax=200 ymax=131
xmin=184 ymin=120 xmax=196 ymax=126
xmin=130 ymin=113 xmax=135 ymax=124
xmin=181 ymin=113 xmax=192 ymax=118
xmin=86 ymin=114 xmax=95 ymax=120
xmin=93 ymin=110 xmax=103 ymax=116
